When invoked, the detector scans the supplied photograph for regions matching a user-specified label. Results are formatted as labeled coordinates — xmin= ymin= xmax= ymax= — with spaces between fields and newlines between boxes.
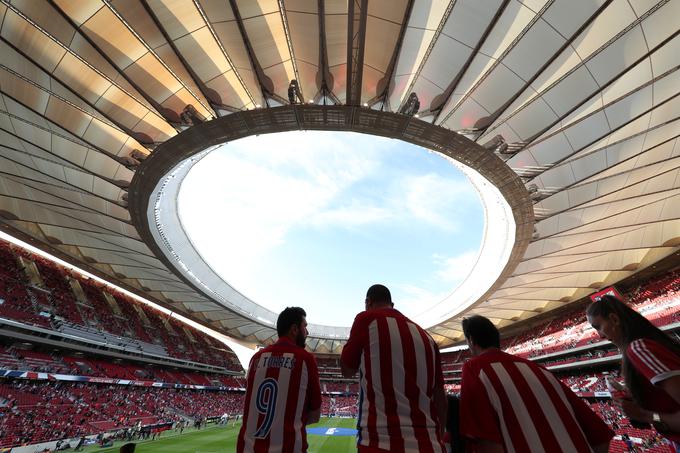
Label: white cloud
xmin=400 ymin=173 xmax=478 ymax=231
xmin=307 ymin=199 xmax=394 ymax=228
xmin=178 ymin=131 xmax=389 ymax=290
xmin=433 ymin=250 xmax=480 ymax=284
xmin=393 ymin=284 xmax=452 ymax=319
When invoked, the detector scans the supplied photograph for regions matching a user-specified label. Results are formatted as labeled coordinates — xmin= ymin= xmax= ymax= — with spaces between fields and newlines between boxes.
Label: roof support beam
xmin=228 ymin=0 xmax=288 ymax=107
xmin=0 ymin=145 xmax=124 ymax=207
xmin=44 ymin=0 xmax=184 ymax=129
xmin=102 ymin=0 xmax=216 ymax=118
xmin=430 ymin=0 xmax=509 ymax=123
xmin=0 ymin=54 xmax=154 ymax=148
xmin=0 ymin=189 xmax=130 ymax=236
xmin=277 ymin=0 xmax=303 ymax=101
xmin=522 ymin=74 xmax=680 ymax=185
xmin=316 ymin=0 xmax=340 ymax=105
xmin=0 ymin=125 xmax=125 ymax=192
xmin=474 ymin=0 xmax=612 ymax=136
xmin=345 ymin=0 xmax=368 ymax=106
xmin=367 ymin=0 xmax=415 ymax=110
xmin=140 ymin=0 xmax=241 ymax=115
xmin=0 ymin=91 xmax=132 ymax=172
xmin=493 ymin=13 xmax=680 ymax=152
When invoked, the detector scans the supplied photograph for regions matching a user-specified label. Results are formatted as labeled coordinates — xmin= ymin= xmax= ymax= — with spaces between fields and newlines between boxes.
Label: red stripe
xmin=398 ymin=320 xmax=434 ymax=453
xmin=483 ymin=363 xmax=531 ymax=452
xmin=377 ymin=317 xmax=404 ymax=449
xmin=237 ymin=352 xmax=261 ymax=452
xmin=506 ymin=363 xmax=560 ymax=450
xmin=417 ymin=327 xmax=439 ymax=436
xmin=282 ymin=351 xmax=305 ymax=452
xmin=363 ymin=325 xmax=378 ymax=448
xmin=535 ymin=369 xmax=591 ymax=452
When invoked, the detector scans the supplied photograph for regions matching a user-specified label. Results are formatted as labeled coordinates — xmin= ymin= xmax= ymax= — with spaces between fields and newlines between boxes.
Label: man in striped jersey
xmin=459 ymin=315 xmax=614 ymax=453
xmin=237 ymin=307 xmax=321 ymax=453
xmin=340 ymin=284 xmax=447 ymax=453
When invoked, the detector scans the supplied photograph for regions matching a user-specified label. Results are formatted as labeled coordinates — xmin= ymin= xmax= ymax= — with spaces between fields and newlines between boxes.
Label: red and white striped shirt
xmin=627 ymin=338 xmax=680 ymax=443
xmin=237 ymin=337 xmax=321 ymax=453
xmin=460 ymin=349 xmax=614 ymax=452
xmin=341 ymin=308 xmax=446 ymax=453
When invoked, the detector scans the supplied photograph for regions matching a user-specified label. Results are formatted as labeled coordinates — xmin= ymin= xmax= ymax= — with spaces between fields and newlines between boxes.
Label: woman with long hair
xmin=586 ymin=294 xmax=680 ymax=450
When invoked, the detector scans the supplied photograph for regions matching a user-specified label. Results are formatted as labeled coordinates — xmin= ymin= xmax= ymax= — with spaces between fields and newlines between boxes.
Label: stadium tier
xmin=0 ymin=239 xmax=243 ymax=372
xmin=0 ymin=379 xmax=245 ymax=448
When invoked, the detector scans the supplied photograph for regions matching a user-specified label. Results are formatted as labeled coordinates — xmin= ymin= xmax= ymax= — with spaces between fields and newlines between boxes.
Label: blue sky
xmin=178 ymin=131 xmax=484 ymax=327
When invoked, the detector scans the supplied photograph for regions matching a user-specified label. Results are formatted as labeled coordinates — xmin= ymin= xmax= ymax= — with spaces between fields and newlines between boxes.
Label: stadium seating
xmin=0 ymin=239 xmax=242 ymax=372
xmin=0 ymin=379 xmax=244 ymax=448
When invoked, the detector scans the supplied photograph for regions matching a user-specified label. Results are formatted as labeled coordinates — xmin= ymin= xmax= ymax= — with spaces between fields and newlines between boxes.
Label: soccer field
xmin=84 ymin=417 xmax=358 ymax=453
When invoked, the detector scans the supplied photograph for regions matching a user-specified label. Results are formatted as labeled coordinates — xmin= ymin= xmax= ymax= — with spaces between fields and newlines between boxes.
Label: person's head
xmin=365 ymin=284 xmax=394 ymax=311
xmin=276 ymin=306 xmax=308 ymax=348
xmin=119 ymin=443 xmax=136 ymax=453
xmin=586 ymin=294 xmax=680 ymax=403
xmin=585 ymin=295 xmax=668 ymax=348
xmin=462 ymin=315 xmax=500 ymax=355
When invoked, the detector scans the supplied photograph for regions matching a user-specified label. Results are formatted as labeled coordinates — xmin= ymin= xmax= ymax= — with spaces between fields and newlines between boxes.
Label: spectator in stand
xmin=459 ymin=315 xmax=614 ymax=453
xmin=586 ymin=295 xmax=680 ymax=450
xmin=237 ymin=307 xmax=321 ymax=453
xmin=340 ymin=284 xmax=447 ymax=453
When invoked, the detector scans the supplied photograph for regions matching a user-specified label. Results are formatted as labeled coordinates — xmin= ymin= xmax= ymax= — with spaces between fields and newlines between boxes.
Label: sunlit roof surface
xmin=1 ymin=0 xmax=679 ymax=350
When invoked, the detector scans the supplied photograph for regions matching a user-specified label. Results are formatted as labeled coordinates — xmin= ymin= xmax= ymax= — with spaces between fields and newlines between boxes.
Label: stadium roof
xmin=0 ymin=0 xmax=679 ymax=352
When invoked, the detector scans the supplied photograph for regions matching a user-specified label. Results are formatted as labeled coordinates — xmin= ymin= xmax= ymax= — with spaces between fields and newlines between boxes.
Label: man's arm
xmin=618 ymin=375 xmax=680 ymax=432
xmin=305 ymin=354 xmax=322 ymax=425
xmin=340 ymin=313 xmax=367 ymax=378
xmin=592 ymin=442 xmax=610 ymax=453
xmin=341 ymin=361 xmax=357 ymax=378
xmin=559 ymin=374 xmax=614 ymax=448
xmin=469 ymin=440 xmax=503 ymax=453
xmin=433 ymin=385 xmax=447 ymax=434
xmin=305 ymin=408 xmax=320 ymax=425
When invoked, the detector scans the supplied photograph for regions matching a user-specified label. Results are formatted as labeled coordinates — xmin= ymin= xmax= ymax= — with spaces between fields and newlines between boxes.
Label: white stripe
xmin=491 ymin=363 xmax=545 ymax=453
xmin=650 ymin=369 xmax=680 ymax=385
xmin=479 ymin=370 xmax=515 ymax=453
xmin=369 ymin=320 xmax=389 ymax=451
xmin=269 ymin=353 xmax=294 ymax=451
xmin=515 ymin=362 xmax=578 ymax=453
xmin=408 ymin=322 xmax=440 ymax=451
xmin=387 ymin=318 xmax=416 ymax=449
xmin=539 ymin=369 xmax=591 ymax=451
xmin=631 ymin=341 xmax=665 ymax=375
xmin=293 ymin=360 xmax=308 ymax=453
xmin=637 ymin=340 xmax=670 ymax=374
xmin=641 ymin=341 xmax=670 ymax=372
xmin=424 ymin=333 xmax=437 ymax=392
xmin=359 ymin=357 xmax=370 ymax=445
xmin=244 ymin=352 xmax=270 ymax=451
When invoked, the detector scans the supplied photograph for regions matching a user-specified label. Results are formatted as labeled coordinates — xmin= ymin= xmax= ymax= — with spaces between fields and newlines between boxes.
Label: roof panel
xmin=1 ymin=0 xmax=678 ymax=350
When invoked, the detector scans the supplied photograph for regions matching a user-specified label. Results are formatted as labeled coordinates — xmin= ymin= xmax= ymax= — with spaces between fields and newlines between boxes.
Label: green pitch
xmin=83 ymin=417 xmax=358 ymax=453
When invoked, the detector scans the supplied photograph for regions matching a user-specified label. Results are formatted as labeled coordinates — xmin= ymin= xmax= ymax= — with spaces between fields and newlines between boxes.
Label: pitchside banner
xmin=590 ymin=286 xmax=622 ymax=302
xmin=0 ymin=369 xmax=244 ymax=391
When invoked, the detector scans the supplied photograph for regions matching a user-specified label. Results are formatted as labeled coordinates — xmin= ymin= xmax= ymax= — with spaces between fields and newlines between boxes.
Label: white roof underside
xmin=0 ymin=0 xmax=679 ymax=352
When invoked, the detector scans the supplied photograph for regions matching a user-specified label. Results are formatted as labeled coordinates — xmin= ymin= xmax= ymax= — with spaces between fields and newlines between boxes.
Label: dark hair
xmin=276 ymin=307 xmax=307 ymax=337
xmin=366 ymin=284 xmax=392 ymax=306
xmin=462 ymin=315 xmax=500 ymax=349
xmin=119 ymin=443 xmax=136 ymax=453
xmin=586 ymin=295 xmax=680 ymax=404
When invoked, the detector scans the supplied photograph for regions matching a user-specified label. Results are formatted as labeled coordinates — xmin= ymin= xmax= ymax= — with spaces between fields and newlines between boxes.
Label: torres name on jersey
xmin=237 ymin=337 xmax=321 ymax=453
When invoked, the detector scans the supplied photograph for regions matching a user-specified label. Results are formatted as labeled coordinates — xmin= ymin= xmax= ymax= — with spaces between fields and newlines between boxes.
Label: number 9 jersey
xmin=237 ymin=337 xmax=322 ymax=452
